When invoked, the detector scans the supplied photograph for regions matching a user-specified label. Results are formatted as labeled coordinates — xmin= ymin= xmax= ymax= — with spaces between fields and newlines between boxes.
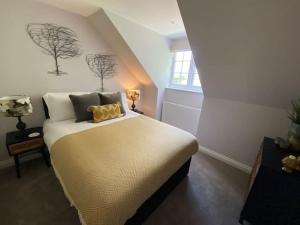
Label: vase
xmin=288 ymin=122 xmax=300 ymax=151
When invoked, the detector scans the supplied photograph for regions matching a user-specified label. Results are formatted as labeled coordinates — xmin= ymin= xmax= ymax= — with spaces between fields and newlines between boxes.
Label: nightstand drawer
xmin=8 ymin=138 xmax=44 ymax=155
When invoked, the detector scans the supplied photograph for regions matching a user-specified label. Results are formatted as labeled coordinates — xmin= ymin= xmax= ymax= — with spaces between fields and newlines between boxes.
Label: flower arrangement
xmin=288 ymin=99 xmax=300 ymax=125
xmin=288 ymin=99 xmax=300 ymax=150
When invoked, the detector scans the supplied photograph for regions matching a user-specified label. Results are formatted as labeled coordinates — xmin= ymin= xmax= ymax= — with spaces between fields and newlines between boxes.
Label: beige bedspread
xmin=51 ymin=115 xmax=198 ymax=225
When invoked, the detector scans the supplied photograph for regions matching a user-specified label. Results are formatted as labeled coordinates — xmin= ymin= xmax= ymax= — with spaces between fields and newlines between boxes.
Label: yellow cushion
xmin=87 ymin=104 xmax=123 ymax=123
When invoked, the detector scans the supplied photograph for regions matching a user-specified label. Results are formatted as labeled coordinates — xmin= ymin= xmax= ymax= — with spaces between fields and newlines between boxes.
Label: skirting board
xmin=0 ymin=154 xmax=41 ymax=170
xmin=198 ymin=145 xmax=252 ymax=174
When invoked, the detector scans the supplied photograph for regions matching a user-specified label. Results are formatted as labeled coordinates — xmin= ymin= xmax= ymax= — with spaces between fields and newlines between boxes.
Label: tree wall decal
xmin=27 ymin=23 xmax=81 ymax=75
xmin=86 ymin=54 xmax=117 ymax=91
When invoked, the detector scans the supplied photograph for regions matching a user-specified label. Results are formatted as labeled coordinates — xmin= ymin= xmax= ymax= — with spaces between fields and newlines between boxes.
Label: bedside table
xmin=6 ymin=127 xmax=50 ymax=178
xmin=131 ymin=109 xmax=144 ymax=115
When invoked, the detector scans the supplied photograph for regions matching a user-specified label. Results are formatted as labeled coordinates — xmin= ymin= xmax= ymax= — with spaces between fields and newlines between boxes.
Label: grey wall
xmin=0 ymin=0 xmax=141 ymax=162
xmin=178 ymin=0 xmax=300 ymax=166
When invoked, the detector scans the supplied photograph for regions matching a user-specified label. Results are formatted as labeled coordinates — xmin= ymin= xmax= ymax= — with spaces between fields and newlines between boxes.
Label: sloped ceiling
xmin=88 ymin=9 xmax=157 ymax=118
xmin=104 ymin=10 xmax=172 ymax=91
xmin=88 ymin=9 xmax=172 ymax=118
xmin=178 ymin=0 xmax=300 ymax=109
xmin=36 ymin=0 xmax=185 ymax=37
xmin=103 ymin=10 xmax=172 ymax=118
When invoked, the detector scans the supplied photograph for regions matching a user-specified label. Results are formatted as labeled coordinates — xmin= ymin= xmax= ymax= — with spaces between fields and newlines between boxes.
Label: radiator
xmin=161 ymin=101 xmax=201 ymax=135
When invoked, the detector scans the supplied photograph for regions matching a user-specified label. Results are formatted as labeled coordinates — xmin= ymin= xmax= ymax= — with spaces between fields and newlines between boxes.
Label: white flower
xmin=0 ymin=100 xmax=10 ymax=112
xmin=17 ymin=97 xmax=31 ymax=105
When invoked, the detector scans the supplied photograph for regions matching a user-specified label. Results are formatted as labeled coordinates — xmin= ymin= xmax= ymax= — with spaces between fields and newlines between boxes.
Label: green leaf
xmin=288 ymin=99 xmax=300 ymax=124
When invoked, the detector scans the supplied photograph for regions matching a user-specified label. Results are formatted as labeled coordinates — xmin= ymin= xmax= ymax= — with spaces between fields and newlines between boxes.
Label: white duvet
xmin=43 ymin=110 xmax=140 ymax=150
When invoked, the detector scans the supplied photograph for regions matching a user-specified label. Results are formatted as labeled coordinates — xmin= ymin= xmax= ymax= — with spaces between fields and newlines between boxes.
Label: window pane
xmin=174 ymin=62 xmax=182 ymax=73
xmin=172 ymin=73 xmax=181 ymax=84
xmin=175 ymin=52 xmax=184 ymax=61
xmin=184 ymin=51 xmax=192 ymax=61
xmin=179 ymin=73 xmax=188 ymax=85
xmin=182 ymin=61 xmax=190 ymax=73
xmin=173 ymin=73 xmax=180 ymax=79
xmin=172 ymin=73 xmax=188 ymax=85
xmin=192 ymin=73 xmax=201 ymax=87
xmin=171 ymin=51 xmax=200 ymax=89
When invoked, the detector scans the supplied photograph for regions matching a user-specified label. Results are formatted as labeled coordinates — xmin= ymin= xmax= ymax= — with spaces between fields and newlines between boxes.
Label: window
xmin=170 ymin=51 xmax=201 ymax=91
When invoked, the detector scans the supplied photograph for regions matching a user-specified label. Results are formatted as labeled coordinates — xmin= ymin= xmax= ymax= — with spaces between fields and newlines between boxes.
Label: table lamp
xmin=0 ymin=95 xmax=33 ymax=136
xmin=126 ymin=90 xmax=140 ymax=111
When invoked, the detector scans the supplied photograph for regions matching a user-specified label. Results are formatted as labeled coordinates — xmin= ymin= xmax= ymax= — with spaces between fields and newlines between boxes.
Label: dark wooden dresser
xmin=240 ymin=137 xmax=300 ymax=225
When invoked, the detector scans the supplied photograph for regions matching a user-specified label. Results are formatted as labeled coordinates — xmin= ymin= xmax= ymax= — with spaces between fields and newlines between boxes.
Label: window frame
xmin=169 ymin=51 xmax=202 ymax=92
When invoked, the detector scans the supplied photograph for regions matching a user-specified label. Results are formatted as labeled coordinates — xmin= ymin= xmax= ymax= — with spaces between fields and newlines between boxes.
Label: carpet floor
xmin=0 ymin=152 xmax=248 ymax=225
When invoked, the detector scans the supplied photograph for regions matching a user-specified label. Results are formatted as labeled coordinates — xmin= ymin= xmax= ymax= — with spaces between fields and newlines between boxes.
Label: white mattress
xmin=43 ymin=111 xmax=140 ymax=151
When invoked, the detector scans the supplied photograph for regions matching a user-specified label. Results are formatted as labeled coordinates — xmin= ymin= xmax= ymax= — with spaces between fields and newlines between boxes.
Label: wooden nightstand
xmin=6 ymin=127 xmax=50 ymax=178
xmin=131 ymin=109 xmax=144 ymax=115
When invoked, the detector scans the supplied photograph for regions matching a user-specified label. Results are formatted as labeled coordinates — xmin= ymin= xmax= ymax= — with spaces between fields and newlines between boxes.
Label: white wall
xmin=162 ymin=38 xmax=203 ymax=137
xmin=170 ymin=37 xmax=191 ymax=52
xmin=179 ymin=0 xmax=300 ymax=109
xmin=178 ymin=0 xmax=300 ymax=166
xmin=164 ymin=89 xmax=290 ymax=167
xmin=104 ymin=10 xmax=173 ymax=119
xmin=164 ymin=88 xmax=203 ymax=109
xmin=162 ymin=88 xmax=203 ymax=135
xmin=0 ymin=0 xmax=141 ymax=162
xmin=198 ymin=98 xmax=289 ymax=166
xmin=88 ymin=9 xmax=156 ymax=117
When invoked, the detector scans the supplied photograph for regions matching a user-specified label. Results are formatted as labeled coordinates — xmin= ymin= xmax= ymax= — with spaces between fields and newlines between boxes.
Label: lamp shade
xmin=0 ymin=95 xmax=32 ymax=117
xmin=126 ymin=90 xmax=140 ymax=101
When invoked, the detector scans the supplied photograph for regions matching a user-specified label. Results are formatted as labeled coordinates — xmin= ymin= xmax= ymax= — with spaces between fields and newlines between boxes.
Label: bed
xmin=42 ymin=94 xmax=198 ymax=225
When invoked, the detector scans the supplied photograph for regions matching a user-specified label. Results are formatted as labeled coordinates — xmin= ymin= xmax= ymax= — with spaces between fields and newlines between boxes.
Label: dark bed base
xmin=125 ymin=158 xmax=192 ymax=225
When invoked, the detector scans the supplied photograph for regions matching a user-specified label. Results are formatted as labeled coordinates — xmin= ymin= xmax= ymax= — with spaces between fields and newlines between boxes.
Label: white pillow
xmin=121 ymin=92 xmax=130 ymax=112
xmin=43 ymin=92 xmax=90 ymax=121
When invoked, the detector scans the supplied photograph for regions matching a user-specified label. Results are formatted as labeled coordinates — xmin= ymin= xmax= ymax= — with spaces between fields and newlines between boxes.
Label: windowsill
xmin=166 ymin=86 xmax=203 ymax=94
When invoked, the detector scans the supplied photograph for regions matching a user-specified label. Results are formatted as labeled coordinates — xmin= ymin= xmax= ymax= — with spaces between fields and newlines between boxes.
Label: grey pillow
xmin=99 ymin=92 xmax=125 ymax=114
xmin=69 ymin=93 xmax=101 ymax=122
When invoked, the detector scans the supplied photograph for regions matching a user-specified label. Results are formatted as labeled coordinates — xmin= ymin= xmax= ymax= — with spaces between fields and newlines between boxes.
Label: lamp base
xmin=15 ymin=116 xmax=27 ymax=138
xmin=131 ymin=100 xmax=136 ymax=111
